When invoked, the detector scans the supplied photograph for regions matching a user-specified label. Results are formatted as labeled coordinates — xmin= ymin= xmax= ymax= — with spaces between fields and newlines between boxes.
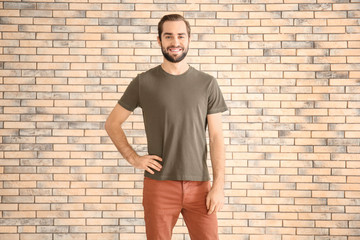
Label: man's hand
xmin=206 ymin=187 xmax=224 ymax=215
xmin=128 ymin=154 xmax=162 ymax=174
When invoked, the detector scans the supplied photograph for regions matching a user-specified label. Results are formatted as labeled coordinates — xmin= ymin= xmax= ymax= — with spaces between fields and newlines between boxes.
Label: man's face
xmin=158 ymin=21 xmax=190 ymax=63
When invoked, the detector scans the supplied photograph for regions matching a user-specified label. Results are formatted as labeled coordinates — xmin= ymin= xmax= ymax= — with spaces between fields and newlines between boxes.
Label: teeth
xmin=169 ymin=48 xmax=181 ymax=52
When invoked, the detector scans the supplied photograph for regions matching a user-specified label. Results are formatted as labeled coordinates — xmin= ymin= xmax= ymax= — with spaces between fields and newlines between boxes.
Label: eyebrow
xmin=163 ymin=32 xmax=187 ymax=36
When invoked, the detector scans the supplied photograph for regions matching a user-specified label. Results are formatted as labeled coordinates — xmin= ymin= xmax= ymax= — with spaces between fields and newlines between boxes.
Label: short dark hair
xmin=158 ymin=14 xmax=191 ymax=40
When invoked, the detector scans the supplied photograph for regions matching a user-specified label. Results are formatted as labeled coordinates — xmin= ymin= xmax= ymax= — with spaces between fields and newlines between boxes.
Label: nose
xmin=172 ymin=37 xmax=180 ymax=46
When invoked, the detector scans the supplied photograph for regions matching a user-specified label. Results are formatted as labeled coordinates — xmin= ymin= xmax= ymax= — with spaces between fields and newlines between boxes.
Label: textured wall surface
xmin=1 ymin=0 xmax=360 ymax=239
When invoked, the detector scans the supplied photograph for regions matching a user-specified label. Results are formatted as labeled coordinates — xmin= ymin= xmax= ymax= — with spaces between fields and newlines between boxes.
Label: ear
xmin=157 ymin=36 xmax=161 ymax=47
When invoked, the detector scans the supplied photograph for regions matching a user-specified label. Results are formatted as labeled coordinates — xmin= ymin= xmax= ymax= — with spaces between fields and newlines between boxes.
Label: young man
xmin=105 ymin=14 xmax=228 ymax=239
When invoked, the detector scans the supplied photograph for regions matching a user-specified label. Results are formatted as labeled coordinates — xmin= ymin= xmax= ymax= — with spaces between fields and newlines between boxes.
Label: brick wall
xmin=1 ymin=0 xmax=360 ymax=239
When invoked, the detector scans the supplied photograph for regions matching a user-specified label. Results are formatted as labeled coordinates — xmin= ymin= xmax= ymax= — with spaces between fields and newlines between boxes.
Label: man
xmin=105 ymin=14 xmax=228 ymax=240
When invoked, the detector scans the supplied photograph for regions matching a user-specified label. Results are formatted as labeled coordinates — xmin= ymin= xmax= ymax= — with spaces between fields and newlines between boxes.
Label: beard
xmin=160 ymin=43 xmax=189 ymax=63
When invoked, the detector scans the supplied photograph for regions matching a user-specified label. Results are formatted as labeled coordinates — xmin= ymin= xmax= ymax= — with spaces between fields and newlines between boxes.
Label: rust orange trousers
xmin=142 ymin=177 xmax=219 ymax=240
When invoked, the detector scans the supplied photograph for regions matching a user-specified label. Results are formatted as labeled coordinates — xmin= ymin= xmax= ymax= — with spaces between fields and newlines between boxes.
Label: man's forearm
xmin=209 ymin=136 xmax=225 ymax=190
xmin=105 ymin=122 xmax=138 ymax=164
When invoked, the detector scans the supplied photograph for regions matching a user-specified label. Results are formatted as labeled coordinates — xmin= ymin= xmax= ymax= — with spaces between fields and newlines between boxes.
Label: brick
xmin=331 ymin=229 xmax=360 ymax=236
xmin=87 ymin=233 xmax=118 ymax=240
xmin=119 ymin=11 xmax=150 ymax=18
xmin=135 ymin=3 xmax=166 ymax=11
xmin=4 ymin=2 xmax=36 ymax=9
xmin=199 ymin=49 xmax=231 ymax=56
xmin=54 ymin=234 xmax=86 ymax=240
xmin=21 ymin=10 xmax=52 ymax=17
xmin=200 ymin=34 xmax=231 ymax=42
xmin=53 ymin=10 xmax=85 ymax=18
xmin=284 ymin=220 xmax=314 ymax=228
xmin=69 ymin=3 xmax=101 ymax=10
xmin=200 ymin=4 xmax=231 ymax=11
xmin=88 ymin=217 xmax=119 ymax=225
xmin=20 ymin=234 xmax=52 ymax=240
xmin=196 ymin=19 xmax=228 ymax=26
xmin=0 ymin=10 xmax=20 ymax=16
xmin=283 ymin=11 xmax=314 ymax=19
xmin=215 ymin=27 xmax=246 ymax=35
xmin=316 ymin=11 xmax=347 ymax=19
xmin=66 ymin=18 xmax=98 ymax=26
xmin=37 ymin=3 xmax=68 ymax=10
xmin=2 ymin=196 xmax=34 ymax=203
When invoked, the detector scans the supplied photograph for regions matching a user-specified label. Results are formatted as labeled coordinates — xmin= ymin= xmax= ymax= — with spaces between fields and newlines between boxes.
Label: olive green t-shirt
xmin=118 ymin=65 xmax=228 ymax=181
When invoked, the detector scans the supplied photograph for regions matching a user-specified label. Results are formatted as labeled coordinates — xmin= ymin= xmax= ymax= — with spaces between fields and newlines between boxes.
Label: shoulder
xmin=189 ymin=67 xmax=218 ymax=94
xmin=189 ymin=66 xmax=215 ymax=83
xmin=127 ymin=66 xmax=159 ymax=88
xmin=138 ymin=65 xmax=161 ymax=79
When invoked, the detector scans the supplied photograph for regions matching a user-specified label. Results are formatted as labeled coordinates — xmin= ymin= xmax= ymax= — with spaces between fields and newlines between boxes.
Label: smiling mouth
xmin=168 ymin=47 xmax=183 ymax=53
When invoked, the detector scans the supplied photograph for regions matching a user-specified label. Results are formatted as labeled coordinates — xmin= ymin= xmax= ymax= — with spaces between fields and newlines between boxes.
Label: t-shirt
xmin=118 ymin=65 xmax=228 ymax=181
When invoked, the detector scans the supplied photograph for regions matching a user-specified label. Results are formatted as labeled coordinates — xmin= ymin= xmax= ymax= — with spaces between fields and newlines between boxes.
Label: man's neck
xmin=161 ymin=60 xmax=189 ymax=75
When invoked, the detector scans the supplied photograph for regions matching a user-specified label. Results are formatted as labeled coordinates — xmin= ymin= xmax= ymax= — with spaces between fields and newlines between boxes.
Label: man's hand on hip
xmin=129 ymin=154 xmax=162 ymax=174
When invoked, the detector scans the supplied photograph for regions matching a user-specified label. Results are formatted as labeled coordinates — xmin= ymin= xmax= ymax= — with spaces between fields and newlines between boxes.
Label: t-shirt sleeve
xmin=118 ymin=76 xmax=140 ymax=112
xmin=207 ymin=78 xmax=228 ymax=115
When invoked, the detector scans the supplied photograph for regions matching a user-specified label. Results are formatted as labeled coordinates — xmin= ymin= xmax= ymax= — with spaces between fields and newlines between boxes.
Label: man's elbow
xmin=105 ymin=105 xmax=131 ymax=134
xmin=105 ymin=117 xmax=116 ymax=136
xmin=209 ymin=137 xmax=223 ymax=150
xmin=209 ymin=131 xmax=224 ymax=143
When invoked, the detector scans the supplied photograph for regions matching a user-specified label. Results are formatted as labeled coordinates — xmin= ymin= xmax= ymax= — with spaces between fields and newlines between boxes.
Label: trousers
xmin=142 ymin=177 xmax=219 ymax=240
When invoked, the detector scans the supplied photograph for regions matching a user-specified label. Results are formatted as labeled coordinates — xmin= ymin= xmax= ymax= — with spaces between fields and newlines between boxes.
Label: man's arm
xmin=206 ymin=112 xmax=226 ymax=215
xmin=105 ymin=104 xmax=162 ymax=174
